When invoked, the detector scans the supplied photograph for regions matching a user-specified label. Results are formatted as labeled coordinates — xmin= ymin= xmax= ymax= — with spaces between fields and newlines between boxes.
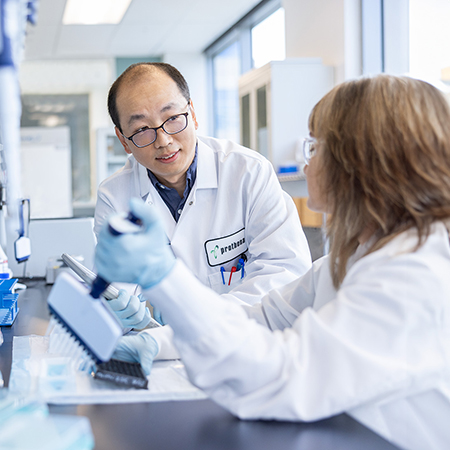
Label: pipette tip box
xmin=0 ymin=278 xmax=19 ymax=326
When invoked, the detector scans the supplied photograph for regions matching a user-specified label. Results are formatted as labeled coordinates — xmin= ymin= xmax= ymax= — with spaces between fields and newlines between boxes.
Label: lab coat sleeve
xmin=240 ymin=256 xmax=322 ymax=330
xmin=145 ymin=247 xmax=447 ymax=422
xmin=94 ymin=187 xmax=116 ymax=239
xmin=146 ymin=259 xmax=320 ymax=360
xmin=221 ymin=159 xmax=312 ymax=305
xmin=94 ymin=160 xmax=137 ymax=239
xmin=141 ymin=325 xmax=181 ymax=360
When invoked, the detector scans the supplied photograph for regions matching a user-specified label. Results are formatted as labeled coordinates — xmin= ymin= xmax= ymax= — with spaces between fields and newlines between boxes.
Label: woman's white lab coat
xmin=94 ymin=135 xmax=312 ymax=305
xmin=146 ymin=222 xmax=450 ymax=450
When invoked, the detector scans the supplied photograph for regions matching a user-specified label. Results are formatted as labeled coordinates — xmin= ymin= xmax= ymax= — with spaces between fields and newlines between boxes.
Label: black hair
xmin=107 ymin=62 xmax=191 ymax=132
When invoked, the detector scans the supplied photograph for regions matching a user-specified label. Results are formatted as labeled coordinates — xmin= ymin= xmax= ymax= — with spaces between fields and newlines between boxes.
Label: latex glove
xmin=152 ymin=305 xmax=166 ymax=326
xmin=107 ymin=289 xmax=151 ymax=330
xmin=112 ymin=332 xmax=159 ymax=376
xmin=95 ymin=198 xmax=176 ymax=289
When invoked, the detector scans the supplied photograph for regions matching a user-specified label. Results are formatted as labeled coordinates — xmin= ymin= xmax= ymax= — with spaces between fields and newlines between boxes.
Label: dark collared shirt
xmin=147 ymin=145 xmax=198 ymax=222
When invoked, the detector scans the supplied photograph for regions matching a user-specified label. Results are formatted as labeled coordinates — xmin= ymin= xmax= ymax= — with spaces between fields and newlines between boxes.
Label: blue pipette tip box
xmin=0 ymin=279 xmax=19 ymax=326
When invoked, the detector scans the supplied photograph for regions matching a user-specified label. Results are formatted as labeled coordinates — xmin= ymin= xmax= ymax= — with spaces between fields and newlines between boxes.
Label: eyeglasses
xmin=302 ymin=137 xmax=317 ymax=164
xmin=122 ymin=103 xmax=191 ymax=148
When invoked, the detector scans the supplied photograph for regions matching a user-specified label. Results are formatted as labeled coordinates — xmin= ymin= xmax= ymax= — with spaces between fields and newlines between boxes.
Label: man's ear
xmin=189 ymin=99 xmax=199 ymax=130
xmin=115 ymin=127 xmax=132 ymax=154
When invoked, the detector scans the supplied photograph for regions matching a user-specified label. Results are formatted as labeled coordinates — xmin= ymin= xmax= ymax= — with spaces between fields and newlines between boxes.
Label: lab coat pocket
xmin=208 ymin=270 xmax=242 ymax=295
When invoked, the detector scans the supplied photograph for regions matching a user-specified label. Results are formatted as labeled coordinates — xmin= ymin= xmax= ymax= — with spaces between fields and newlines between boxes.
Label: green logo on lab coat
xmin=211 ymin=245 xmax=219 ymax=259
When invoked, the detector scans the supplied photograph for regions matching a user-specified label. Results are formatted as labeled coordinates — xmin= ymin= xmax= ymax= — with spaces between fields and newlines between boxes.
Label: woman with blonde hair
xmin=96 ymin=75 xmax=450 ymax=450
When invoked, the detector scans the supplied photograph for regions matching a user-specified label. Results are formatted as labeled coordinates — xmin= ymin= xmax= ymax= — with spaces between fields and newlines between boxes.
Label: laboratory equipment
xmin=47 ymin=211 xmax=158 ymax=364
xmin=0 ymin=242 xmax=12 ymax=278
xmin=95 ymin=198 xmax=177 ymax=291
xmin=108 ymin=210 xmax=143 ymax=235
xmin=91 ymin=210 xmax=144 ymax=298
xmin=0 ymin=0 xmax=38 ymax=240
xmin=61 ymin=252 xmax=120 ymax=300
xmin=7 ymin=217 xmax=96 ymax=278
xmin=0 ymin=327 xmax=3 ymax=387
xmin=0 ymin=278 xmax=18 ymax=326
xmin=0 ymin=389 xmax=95 ymax=450
xmin=47 ymin=272 xmax=122 ymax=364
xmin=61 ymin=252 xmax=161 ymax=329
xmin=0 ymin=0 xmax=38 ymax=283
xmin=13 ymin=197 xmax=31 ymax=262
xmin=92 ymin=358 xmax=148 ymax=389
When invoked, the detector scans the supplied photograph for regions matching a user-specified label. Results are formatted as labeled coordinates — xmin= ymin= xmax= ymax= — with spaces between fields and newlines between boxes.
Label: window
xmin=212 ymin=40 xmax=241 ymax=142
xmin=361 ymin=0 xmax=409 ymax=76
xmin=251 ymin=7 xmax=285 ymax=69
xmin=409 ymin=0 xmax=450 ymax=91
xmin=362 ymin=0 xmax=450 ymax=92
xmin=205 ymin=0 xmax=283 ymax=139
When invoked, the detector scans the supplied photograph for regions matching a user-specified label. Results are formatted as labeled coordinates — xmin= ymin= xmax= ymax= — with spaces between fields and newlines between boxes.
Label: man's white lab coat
xmin=94 ymin=135 xmax=312 ymax=305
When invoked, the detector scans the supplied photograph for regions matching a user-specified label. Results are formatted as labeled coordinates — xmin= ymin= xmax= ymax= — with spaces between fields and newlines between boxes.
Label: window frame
xmin=361 ymin=0 xmax=409 ymax=75
xmin=204 ymin=0 xmax=282 ymax=137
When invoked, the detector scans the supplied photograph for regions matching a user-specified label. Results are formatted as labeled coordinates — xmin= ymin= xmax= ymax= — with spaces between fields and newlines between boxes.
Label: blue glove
xmin=107 ymin=289 xmax=151 ymax=330
xmin=95 ymin=198 xmax=176 ymax=289
xmin=112 ymin=332 xmax=159 ymax=376
xmin=152 ymin=305 xmax=166 ymax=326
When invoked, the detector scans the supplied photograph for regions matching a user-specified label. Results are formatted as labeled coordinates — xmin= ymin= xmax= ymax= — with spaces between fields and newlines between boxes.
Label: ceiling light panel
xmin=63 ymin=0 xmax=132 ymax=25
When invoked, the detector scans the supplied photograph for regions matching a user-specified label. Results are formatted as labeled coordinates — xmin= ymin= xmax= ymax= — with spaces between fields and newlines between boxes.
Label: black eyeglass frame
xmin=122 ymin=103 xmax=191 ymax=148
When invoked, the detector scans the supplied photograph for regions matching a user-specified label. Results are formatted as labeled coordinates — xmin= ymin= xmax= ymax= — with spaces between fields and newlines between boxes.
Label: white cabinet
xmin=96 ymin=127 xmax=128 ymax=186
xmin=238 ymin=58 xmax=334 ymax=174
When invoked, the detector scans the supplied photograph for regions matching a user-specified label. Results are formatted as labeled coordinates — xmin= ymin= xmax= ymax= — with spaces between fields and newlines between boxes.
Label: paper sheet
xmin=9 ymin=335 xmax=207 ymax=405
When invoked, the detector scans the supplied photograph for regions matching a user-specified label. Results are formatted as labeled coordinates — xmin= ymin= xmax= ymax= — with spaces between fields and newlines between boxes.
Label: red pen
xmin=228 ymin=266 xmax=237 ymax=285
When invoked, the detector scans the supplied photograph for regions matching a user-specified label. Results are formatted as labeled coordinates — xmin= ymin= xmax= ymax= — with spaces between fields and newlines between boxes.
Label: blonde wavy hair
xmin=309 ymin=74 xmax=450 ymax=288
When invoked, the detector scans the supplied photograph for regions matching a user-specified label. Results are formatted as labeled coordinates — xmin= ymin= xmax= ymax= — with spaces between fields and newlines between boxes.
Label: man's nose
xmin=153 ymin=128 xmax=173 ymax=148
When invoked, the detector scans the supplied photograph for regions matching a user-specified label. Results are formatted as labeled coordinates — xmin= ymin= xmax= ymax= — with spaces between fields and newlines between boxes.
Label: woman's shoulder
xmin=345 ymin=222 xmax=450 ymax=293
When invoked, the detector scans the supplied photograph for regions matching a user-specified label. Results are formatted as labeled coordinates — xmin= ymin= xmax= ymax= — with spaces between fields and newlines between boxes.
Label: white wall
xmin=163 ymin=52 xmax=209 ymax=135
xmin=282 ymin=0 xmax=362 ymax=84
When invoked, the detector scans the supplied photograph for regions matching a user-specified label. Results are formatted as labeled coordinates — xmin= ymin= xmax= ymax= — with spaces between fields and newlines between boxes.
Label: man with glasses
xmin=94 ymin=62 xmax=311 ymax=329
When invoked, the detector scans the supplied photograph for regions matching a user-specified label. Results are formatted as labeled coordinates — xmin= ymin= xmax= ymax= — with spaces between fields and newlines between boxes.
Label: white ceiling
xmin=24 ymin=0 xmax=262 ymax=60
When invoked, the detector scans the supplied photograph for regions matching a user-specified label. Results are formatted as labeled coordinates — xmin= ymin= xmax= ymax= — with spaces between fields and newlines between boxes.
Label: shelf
xmin=277 ymin=172 xmax=305 ymax=183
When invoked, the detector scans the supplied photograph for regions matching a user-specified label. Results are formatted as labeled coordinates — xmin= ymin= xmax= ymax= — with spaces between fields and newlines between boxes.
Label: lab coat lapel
xmin=137 ymin=160 xmax=151 ymax=199
xmin=170 ymin=138 xmax=218 ymax=243
xmin=195 ymin=138 xmax=218 ymax=190
xmin=146 ymin=184 xmax=177 ymax=240
xmin=135 ymin=159 xmax=177 ymax=239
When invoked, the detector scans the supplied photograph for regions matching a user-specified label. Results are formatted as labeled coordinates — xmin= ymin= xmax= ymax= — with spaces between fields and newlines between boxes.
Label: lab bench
xmin=0 ymin=280 xmax=400 ymax=450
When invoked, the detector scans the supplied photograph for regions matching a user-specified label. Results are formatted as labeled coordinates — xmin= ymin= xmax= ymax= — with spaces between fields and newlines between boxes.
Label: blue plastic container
xmin=0 ymin=278 xmax=19 ymax=326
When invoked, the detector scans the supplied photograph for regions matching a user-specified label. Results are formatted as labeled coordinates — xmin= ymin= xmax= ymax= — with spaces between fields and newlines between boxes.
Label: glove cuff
xmin=140 ymin=258 xmax=176 ymax=290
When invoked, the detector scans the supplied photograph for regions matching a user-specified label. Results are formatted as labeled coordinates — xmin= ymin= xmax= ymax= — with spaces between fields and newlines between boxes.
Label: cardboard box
xmin=293 ymin=197 xmax=323 ymax=228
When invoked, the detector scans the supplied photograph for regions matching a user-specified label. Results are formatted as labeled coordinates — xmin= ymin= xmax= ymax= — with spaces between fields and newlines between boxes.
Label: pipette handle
xmin=108 ymin=211 xmax=143 ymax=235
xmin=90 ymin=276 xmax=110 ymax=299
